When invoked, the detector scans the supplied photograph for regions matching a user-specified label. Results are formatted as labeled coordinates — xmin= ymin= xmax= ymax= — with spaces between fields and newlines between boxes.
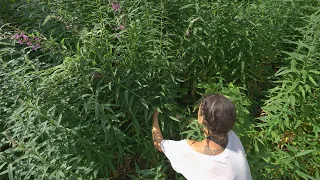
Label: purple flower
xmin=26 ymin=42 xmax=32 ymax=46
xmin=18 ymin=40 xmax=23 ymax=45
xmin=11 ymin=34 xmax=20 ymax=40
xmin=34 ymin=37 xmax=40 ymax=41
xmin=111 ymin=3 xmax=120 ymax=11
xmin=118 ymin=25 xmax=125 ymax=29
xmin=21 ymin=34 xmax=28 ymax=41
xmin=32 ymin=43 xmax=41 ymax=51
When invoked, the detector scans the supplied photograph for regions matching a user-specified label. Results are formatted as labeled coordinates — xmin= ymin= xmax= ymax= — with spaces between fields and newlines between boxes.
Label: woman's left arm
xmin=152 ymin=109 xmax=163 ymax=152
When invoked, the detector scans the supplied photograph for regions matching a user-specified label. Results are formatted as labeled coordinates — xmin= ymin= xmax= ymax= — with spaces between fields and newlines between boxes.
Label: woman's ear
xmin=197 ymin=107 xmax=204 ymax=124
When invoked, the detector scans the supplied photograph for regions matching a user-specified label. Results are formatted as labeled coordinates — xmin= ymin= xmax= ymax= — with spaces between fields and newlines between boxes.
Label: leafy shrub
xmin=0 ymin=0 xmax=319 ymax=179
xmin=251 ymin=10 xmax=320 ymax=180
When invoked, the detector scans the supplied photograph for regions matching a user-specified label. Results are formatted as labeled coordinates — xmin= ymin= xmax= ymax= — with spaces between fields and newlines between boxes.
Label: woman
xmin=152 ymin=93 xmax=252 ymax=180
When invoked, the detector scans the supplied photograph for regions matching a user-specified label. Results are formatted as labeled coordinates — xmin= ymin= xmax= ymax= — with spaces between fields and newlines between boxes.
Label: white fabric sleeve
xmin=160 ymin=140 xmax=181 ymax=173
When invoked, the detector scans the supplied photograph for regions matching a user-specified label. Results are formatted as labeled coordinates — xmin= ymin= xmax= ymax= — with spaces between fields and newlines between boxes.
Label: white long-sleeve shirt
xmin=160 ymin=130 xmax=252 ymax=180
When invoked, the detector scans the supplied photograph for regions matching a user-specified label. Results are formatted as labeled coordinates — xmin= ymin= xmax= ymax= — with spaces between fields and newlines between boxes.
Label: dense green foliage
xmin=0 ymin=0 xmax=319 ymax=179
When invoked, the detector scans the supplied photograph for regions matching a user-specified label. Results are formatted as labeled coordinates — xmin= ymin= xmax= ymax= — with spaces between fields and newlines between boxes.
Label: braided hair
xmin=200 ymin=94 xmax=236 ymax=148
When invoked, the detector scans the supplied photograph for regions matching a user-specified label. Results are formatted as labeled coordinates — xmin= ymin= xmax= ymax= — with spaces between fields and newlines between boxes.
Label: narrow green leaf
xmin=8 ymin=163 xmax=13 ymax=180
xmin=296 ymin=170 xmax=316 ymax=180
xmin=301 ymin=70 xmax=307 ymax=83
xmin=129 ymin=96 xmax=134 ymax=109
xmin=179 ymin=4 xmax=194 ymax=10
xmin=124 ymin=90 xmax=128 ymax=105
xmin=140 ymin=99 xmax=148 ymax=109
xmin=294 ymin=120 xmax=302 ymax=129
xmin=24 ymin=164 xmax=36 ymax=179
xmin=43 ymin=15 xmax=53 ymax=25
xmin=58 ymin=170 xmax=65 ymax=177
xmin=296 ymin=150 xmax=315 ymax=157
xmin=57 ymin=113 xmax=62 ymax=125
xmin=76 ymin=41 xmax=80 ymax=53
xmin=298 ymin=85 xmax=305 ymax=99
xmin=276 ymin=69 xmax=298 ymax=76
xmin=315 ymin=170 xmax=319 ymax=180
xmin=144 ymin=107 xmax=149 ymax=122
xmin=254 ymin=140 xmax=259 ymax=152
xmin=308 ymin=74 xmax=318 ymax=86
xmin=0 ymin=42 xmax=13 ymax=46
xmin=309 ymin=70 xmax=320 ymax=75
xmin=169 ymin=116 xmax=180 ymax=122
xmin=0 ymin=162 xmax=7 ymax=171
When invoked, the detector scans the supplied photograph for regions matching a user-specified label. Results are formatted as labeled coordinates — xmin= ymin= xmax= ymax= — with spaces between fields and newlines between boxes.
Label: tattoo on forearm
xmin=152 ymin=130 xmax=163 ymax=151
xmin=153 ymin=130 xmax=162 ymax=141
xmin=204 ymin=145 xmax=224 ymax=155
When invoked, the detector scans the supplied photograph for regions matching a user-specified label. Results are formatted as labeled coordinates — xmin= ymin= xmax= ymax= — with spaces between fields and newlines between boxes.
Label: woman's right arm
xmin=152 ymin=109 xmax=164 ymax=152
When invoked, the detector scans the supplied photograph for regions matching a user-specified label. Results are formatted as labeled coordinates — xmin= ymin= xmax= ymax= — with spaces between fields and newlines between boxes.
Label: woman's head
xmin=198 ymin=94 xmax=236 ymax=135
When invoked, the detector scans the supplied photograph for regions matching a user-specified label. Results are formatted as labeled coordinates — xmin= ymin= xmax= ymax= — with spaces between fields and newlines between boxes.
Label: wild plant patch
xmin=0 ymin=0 xmax=319 ymax=179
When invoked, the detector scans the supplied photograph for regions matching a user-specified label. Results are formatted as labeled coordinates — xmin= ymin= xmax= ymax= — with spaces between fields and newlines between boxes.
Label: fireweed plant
xmin=0 ymin=0 xmax=319 ymax=179
xmin=11 ymin=33 xmax=41 ymax=51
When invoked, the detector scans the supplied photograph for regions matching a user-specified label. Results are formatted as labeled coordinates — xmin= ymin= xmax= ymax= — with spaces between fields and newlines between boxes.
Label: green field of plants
xmin=0 ymin=0 xmax=319 ymax=179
